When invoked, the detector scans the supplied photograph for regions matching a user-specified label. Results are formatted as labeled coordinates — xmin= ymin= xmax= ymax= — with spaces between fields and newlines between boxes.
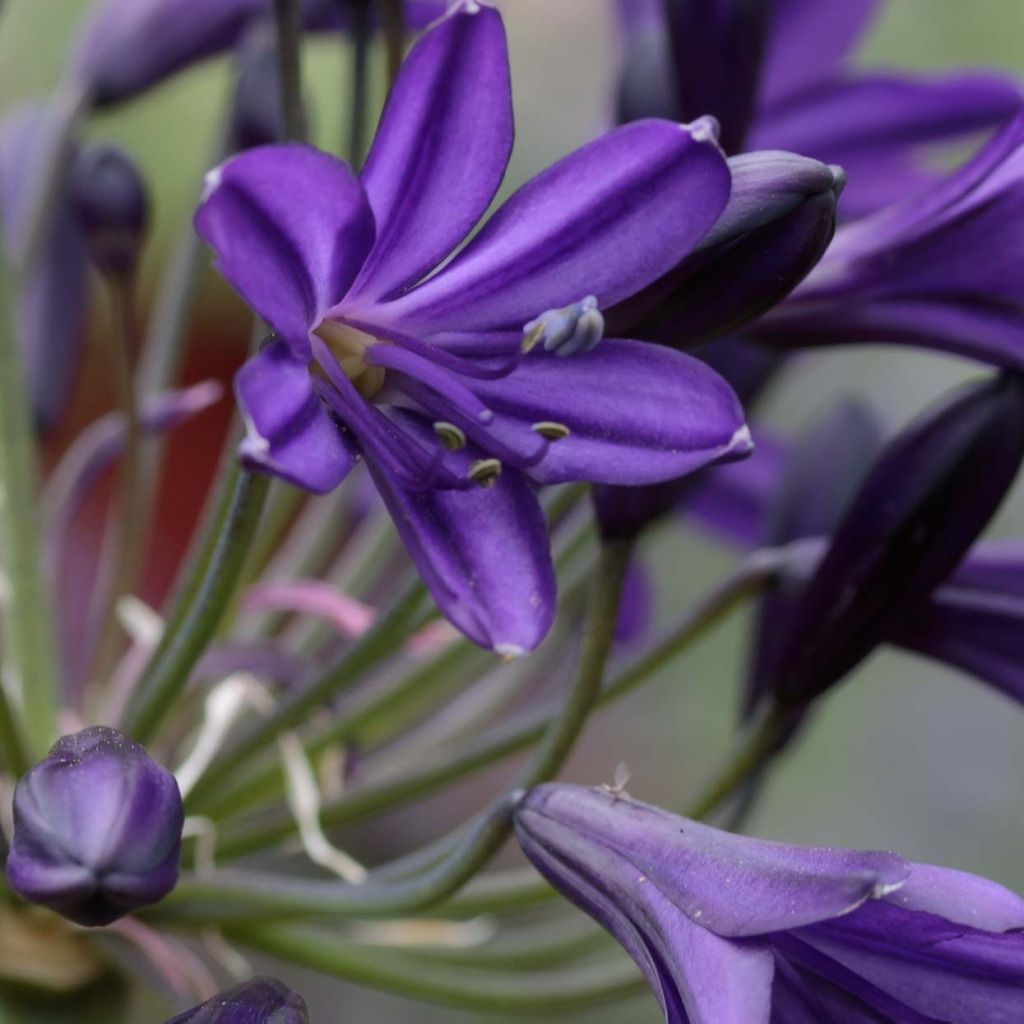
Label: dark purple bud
xmin=607 ymin=152 xmax=843 ymax=347
xmin=663 ymin=0 xmax=768 ymax=153
xmin=70 ymin=144 xmax=149 ymax=276
xmin=6 ymin=727 xmax=183 ymax=927
xmin=230 ymin=23 xmax=287 ymax=151
xmin=769 ymin=373 xmax=1024 ymax=709
xmin=745 ymin=400 xmax=883 ymax=718
xmin=593 ymin=477 xmax=696 ymax=541
xmin=165 ymin=977 xmax=308 ymax=1024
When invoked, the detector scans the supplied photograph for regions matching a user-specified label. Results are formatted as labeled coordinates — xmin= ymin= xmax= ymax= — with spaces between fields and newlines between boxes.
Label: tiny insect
xmin=600 ymin=761 xmax=632 ymax=799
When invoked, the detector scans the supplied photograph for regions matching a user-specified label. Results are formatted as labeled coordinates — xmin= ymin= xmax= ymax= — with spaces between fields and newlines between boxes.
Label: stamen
xmin=523 ymin=295 xmax=604 ymax=357
xmin=531 ymin=421 xmax=571 ymax=441
xmin=468 ymin=458 xmax=502 ymax=487
xmin=434 ymin=421 xmax=467 ymax=451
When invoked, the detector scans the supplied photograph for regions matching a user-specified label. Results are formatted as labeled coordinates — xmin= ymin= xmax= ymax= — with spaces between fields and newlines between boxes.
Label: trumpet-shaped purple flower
xmin=73 ymin=0 xmax=445 ymax=106
xmin=166 ymin=977 xmax=308 ymax=1023
xmin=758 ymin=113 xmax=1024 ymax=370
xmin=516 ymin=782 xmax=1024 ymax=1024
xmin=616 ymin=0 xmax=1023 ymax=218
xmin=6 ymin=728 xmax=184 ymax=927
xmin=195 ymin=2 xmax=750 ymax=653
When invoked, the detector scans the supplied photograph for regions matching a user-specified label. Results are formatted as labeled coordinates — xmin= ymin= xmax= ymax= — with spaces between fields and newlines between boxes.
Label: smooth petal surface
xmin=366 ymin=416 xmax=555 ymax=653
xmin=517 ymin=784 xmax=909 ymax=938
xmin=758 ymin=0 xmax=879 ymax=108
xmin=235 ymin=342 xmax=358 ymax=493
xmin=380 ymin=119 xmax=730 ymax=334
xmin=196 ymin=144 xmax=375 ymax=356
xmin=470 ymin=340 xmax=751 ymax=485
xmin=166 ymin=976 xmax=308 ymax=1024
xmin=350 ymin=2 xmax=513 ymax=303
xmin=753 ymin=72 xmax=1024 ymax=218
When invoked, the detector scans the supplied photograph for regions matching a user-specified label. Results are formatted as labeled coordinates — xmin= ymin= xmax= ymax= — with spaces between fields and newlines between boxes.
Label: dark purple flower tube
xmin=759 ymin=113 xmax=1024 ymax=369
xmin=515 ymin=782 xmax=1024 ymax=1023
xmin=6 ymin=727 xmax=184 ymax=927
xmin=607 ymin=152 xmax=844 ymax=348
xmin=767 ymin=373 xmax=1024 ymax=709
xmin=165 ymin=977 xmax=308 ymax=1023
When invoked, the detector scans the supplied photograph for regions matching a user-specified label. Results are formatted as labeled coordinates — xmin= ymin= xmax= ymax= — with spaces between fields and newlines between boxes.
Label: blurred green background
xmin=4 ymin=0 xmax=1024 ymax=1020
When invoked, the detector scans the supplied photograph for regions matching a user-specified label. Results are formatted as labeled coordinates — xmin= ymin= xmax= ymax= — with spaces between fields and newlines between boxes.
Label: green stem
xmin=348 ymin=0 xmax=372 ymax=167
xmin=87 ymin=274 xmax=144 ymax=692
xmin=234 ymin=925 xmax=644 ymax=1013
xmin=683 ymin=705 xmax=791 ymax=821
xmin=123 ymin=466 xmax=270 ymax=743
xmin=273 ymin=0 xmax=308 ymax=142
xmin=165 ymin=540 xmax=632 ymax=917
xmin=182 ymin=579 xmax=427 ymax=808
xmin=0 ymin=255 xmax=59 ymax=763
xmin=209 ymin=550 xmax=764 ymax=858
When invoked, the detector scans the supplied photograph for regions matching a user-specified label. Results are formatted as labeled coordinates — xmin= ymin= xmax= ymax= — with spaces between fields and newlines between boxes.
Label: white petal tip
xmin=727 ymin=423 xmax=754 ymax=455
xmin=495 ymin=643 xmax=527 ymax=660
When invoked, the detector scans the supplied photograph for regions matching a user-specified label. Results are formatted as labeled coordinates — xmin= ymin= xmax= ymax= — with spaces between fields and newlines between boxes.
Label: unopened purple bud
xmin=6 ymin=727 xmax=183 ymax=927
xmin=70 ymin=143 xmax=149 ymax=276
xmin=230 ymin=24 xmax=287 ymax=151
xmin=609 ymin=152 xmax=843 ymax=347
xmin=770 ymin=373 xmax=1024 ymax=709
xmin=166 ymin=977 xmax=308 ymax=1023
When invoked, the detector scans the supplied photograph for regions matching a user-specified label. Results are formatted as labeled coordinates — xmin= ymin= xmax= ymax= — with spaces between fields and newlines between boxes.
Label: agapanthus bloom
xmin=756 ymin=113 xmax=1024 ymax=370
xmin=195 ymin=2 xmax=750 ymax=653
xmin=515 ymin=782 xmax=1024 ymax=1023
xmin=6 ymin=728 xmax=184 ymax=927
xmin=616 ymin=0 xmax=1023 ymax=217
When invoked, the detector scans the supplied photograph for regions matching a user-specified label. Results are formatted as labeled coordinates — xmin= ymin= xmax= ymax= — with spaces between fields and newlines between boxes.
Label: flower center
xmin=315 ymin=320 xmax=387 ymax=399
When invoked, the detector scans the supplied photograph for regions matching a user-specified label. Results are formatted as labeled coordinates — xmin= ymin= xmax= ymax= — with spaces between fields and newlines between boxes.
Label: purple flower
xmin=195 ymin=3 xmax=750 ymax=653
xmin=757 ymin=113 xmax=1024 ymax=370
xmin=515 ymin=782 xmax=1024 ymax=1023
xmin=617 ymin=0 xmax=1023 ymax=218
xmin=165 ymin=977 xmax=307 ymax=1023
xmin=0 ymin=104 xmax=88 ymax=430
xmin=6 ymin=727 xmax=183 ymax=927
xmin=73 ymin=0 xmax=446 ymax=106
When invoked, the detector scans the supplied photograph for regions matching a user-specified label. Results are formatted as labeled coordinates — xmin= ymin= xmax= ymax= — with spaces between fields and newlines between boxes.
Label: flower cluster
xmin=0 ymin=0 xmax=1022 ymax=1021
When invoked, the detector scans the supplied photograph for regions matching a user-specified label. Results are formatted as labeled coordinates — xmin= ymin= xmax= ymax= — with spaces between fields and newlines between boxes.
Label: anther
xmin=531 ymin=421 xmax=571 ymax=441
xmin=468 ymin=459 xmax=502 ymax=488
xmin=434 ymin=421 xmax=467 ymax=451
xmin=522 ymin=295 xmax=604 ymax=357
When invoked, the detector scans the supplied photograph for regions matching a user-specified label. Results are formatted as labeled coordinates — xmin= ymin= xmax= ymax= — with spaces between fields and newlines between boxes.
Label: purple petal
xmin=615 ymin=558 xmax=653 ymax=648
xmin=470 ymin=340 xmax=751 ymax=486
xmin=195 ymin=144 xmax=375 ymax=357
xmin=517 ymin=784 xmax=909 ymax=938
xmin=758 ymin=0 xmax=879 ymax=108
xmin=884 ymin=863 xmax=1024 ymax=933
xmin=379 ymin=119 xmax=730 ymax=335
xmin=235 ymin=341 xmax=358 ymax=493
xmin=753 ymin=72 xmax=1024 ymax=218
xmin=348 ymin=3 xmax=512 ymax=303
xmin=366 ymin=415 xmax=556 ymax=654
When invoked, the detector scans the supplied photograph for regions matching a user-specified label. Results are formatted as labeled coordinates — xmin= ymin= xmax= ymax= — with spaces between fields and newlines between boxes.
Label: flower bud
xmin=608 ymin=152 xmax=843 ymax=347
xmin=768 ymin=373 xmax=1024 ymax=709
xmin=230 ymin=24 xmax=287 ymax=151
xmin=70 ymin=143 xmax=149 ymax=276
xmin=6 ymin=727 xmax=183 ymax=927
xmin=166 ymin=977 xmax=308 ymax=1023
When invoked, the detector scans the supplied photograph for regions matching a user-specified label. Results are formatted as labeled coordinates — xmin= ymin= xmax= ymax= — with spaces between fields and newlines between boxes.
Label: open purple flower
xmin=73 ymin=0 xmax=445 ymax=106
xmin=516 ymin=782 xmax=1024 ymax=1023
xmin=166 ymin=976 xmax=308 ymax=1023
xmin=6 ymin=727 xmax=184 ymax=927
xmin=756 ymin=113 xmax=1024 ymax=370
xmin=195 ymin=2 xmax=750 ymax=653
xmin=616 ymin=0 xmax=1023 ymax=218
